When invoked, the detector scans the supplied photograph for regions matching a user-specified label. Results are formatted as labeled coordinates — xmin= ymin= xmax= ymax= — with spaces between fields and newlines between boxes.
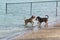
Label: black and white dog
xmin=36 ymin=15 xmax=49 ymax=28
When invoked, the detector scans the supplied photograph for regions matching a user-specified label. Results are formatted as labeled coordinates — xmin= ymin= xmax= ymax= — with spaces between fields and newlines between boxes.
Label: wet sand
xmin=10 ymin=20 xmax=60 ymax=40
xmin=15 ymin=37 xmax=60 ymax=40
xmin=12 ymin=28 xmax=60 ymax=40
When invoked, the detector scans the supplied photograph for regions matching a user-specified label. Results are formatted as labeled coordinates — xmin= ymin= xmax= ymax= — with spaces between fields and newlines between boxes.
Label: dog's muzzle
xmin=35 ymin=18 xmax=37 ymax=20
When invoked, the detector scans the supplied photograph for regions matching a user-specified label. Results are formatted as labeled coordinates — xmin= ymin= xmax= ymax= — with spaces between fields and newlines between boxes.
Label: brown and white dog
xmin=24 ymin=15 xmax=35 ymax=27
xmin=36 ymin=15 xmax=49 ymax=28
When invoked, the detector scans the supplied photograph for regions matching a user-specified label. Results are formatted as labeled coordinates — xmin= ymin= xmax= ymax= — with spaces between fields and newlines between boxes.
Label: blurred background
xmin=0 ymin=0 xmax=60 ymax=39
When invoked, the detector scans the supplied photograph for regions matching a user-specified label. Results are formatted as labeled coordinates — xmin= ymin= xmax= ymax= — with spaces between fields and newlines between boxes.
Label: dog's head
xmin=36 ymin=16 xmax=40 ymax=20
xmin=31 ymin=15 xmax=35 ymax=19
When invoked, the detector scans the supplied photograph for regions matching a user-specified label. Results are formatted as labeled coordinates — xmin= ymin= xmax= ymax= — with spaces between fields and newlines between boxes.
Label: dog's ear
xmin=31 ymin=15 xmax=35 ymax=18
xmin=37 ymin=16 xmax=40 ymax=18
xmin=31 ymin=15 xmax=33 ymax=18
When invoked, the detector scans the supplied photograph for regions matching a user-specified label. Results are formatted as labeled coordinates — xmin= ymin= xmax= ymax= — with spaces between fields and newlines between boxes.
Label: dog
xmin=24 ymin=15 xmax=35 ymax=27
xmin=36 ymin=15 xmax=49 ymax=28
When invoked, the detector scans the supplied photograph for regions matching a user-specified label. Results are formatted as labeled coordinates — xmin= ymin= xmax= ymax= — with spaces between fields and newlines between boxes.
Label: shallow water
xmin=0 ymin=15 xmax=57 ymax=39
xmin=0 ymin=0 xmax=60 ymax=39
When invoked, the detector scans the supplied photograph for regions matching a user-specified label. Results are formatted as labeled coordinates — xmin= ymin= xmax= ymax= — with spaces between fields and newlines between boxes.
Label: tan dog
xmin=24 ymin=16 xmax=35 ymax=27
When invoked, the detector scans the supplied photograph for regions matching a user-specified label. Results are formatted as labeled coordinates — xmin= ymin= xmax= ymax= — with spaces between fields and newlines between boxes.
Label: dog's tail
xmin=45 ymin=15 xmax=49 ymax=18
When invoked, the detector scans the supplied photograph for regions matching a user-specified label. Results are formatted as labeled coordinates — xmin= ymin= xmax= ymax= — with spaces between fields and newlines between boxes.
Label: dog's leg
xmin=38 ymin=22 xmax=41 ymax=28
xmin=39 ymin=22 xmax=41 ymax=28
xmin=31 ymin=22 xmax=34 ymax=27
xmin=30 ymin=22 xmax=34 ymax=30
xmin=46 ymin=22 xmax=48 ymax=28
xmin=45 ymin=22 xmax=48 ymax=28
xmin=25 ymin=22 xmax=28 ymax=28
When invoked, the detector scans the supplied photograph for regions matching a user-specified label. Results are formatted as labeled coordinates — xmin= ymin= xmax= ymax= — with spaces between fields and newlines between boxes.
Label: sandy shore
xmin=12 ymin=28 xmax=60 ymax=40
xmin=10 ymin=20 xmax=60 ymax=40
